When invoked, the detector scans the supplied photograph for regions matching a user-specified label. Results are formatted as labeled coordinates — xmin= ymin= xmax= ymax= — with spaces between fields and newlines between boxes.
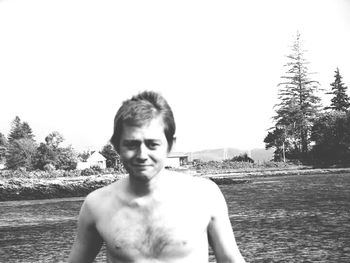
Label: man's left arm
xmin=207 ymin=181 xmax=246 ymax=263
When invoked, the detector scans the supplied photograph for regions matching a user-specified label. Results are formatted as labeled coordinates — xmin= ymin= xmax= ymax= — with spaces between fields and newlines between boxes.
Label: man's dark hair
xmin=110 ymin=91 xmax=176 ymax=153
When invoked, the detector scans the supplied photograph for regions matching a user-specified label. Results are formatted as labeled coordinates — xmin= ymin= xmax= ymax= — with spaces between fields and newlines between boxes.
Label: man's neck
xmin=127 ymin=172 xmax=165 ymax=197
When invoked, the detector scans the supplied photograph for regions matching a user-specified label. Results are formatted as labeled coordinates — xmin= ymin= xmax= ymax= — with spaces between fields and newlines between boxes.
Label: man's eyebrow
xmin=122 ymin=139 xmax=140 ymax=143
xmin=145 ymin=139 xmax=163 ymax=145
xmin=122 ymin=139 xmax=162 ymax=143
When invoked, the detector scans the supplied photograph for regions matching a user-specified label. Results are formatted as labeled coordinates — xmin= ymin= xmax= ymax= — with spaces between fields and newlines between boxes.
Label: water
xmin=0 ymin=198 xmax=84 ymax=263
xmin=0 ymin=173 xmax=349 ymax=262
xmin=227 ymin=173 xmax=350 ymax=262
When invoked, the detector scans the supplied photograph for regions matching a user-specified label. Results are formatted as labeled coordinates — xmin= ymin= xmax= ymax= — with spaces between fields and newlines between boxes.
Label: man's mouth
xmin=133 ymin=164 xmax=151 ymax=169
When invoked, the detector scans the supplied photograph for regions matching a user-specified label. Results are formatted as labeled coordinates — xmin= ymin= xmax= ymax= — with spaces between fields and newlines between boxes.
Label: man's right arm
xmin=68 ymin=195 xmax=103 ymax=263
xmin=206 ymin=180 xmax=246 ymax=263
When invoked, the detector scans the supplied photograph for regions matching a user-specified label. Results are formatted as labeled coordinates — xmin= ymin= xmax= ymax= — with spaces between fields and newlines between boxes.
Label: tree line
xmin=264 ymin=32 xmax=350 ymax=166
xmin=1 ymin=32 xmax=348 ymax=170
xmin=0 ymin=116 xmax=121 ymax=171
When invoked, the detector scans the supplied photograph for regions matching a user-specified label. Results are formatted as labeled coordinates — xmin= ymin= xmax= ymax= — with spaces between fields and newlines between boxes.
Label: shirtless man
xmin=68 ymin=91 xmax=246 ymax=263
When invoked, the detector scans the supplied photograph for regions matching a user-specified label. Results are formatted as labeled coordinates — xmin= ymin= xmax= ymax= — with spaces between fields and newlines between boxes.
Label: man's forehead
xmin=123 ymin=116 xmax=165 ymax=130
xmin=121 ymin=118 xmax=165 ymax=138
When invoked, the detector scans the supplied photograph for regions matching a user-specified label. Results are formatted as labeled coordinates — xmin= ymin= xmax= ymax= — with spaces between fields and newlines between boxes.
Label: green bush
xmin=190 ymin=159 xmax=296 ymax=174
xmin=62 ymin=170 xmax=82 ymax=177
xmin=81 ymin=168 xmax=96 ymax=176
xmin=230 ymin=153 xmax=254 ymax=163
xmin=91 ymin=165 xmax=103 ymax=173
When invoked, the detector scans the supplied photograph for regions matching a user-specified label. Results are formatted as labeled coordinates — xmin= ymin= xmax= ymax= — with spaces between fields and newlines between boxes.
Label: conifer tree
xmin=6 ymin=117 xmax=36 ymax=170
xmin=7 ymin=116 xmax=22 ymax=142
xmin=20 ymin=122 xmax=35 ymax=140
xmin=268 ymin=32 xmax=321 ymax=160
xmin=326 ymin=68 xmax=350 ymax=112
xmin=0 ymin=132 xmax=7 ymax=162
xmin=8 ymin=116 xmax=35 ymax=142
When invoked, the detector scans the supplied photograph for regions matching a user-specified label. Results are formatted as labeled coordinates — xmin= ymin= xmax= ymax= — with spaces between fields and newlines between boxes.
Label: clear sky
xmin=1 ymin=0 xmax=349 ymax=153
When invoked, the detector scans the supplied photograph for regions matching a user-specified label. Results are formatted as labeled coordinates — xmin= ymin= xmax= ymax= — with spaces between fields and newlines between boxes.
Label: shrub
xmin=63 ymin=169 xmax=81 ymax=177
xmin=6 ymin=139 xmax=37 ymax=170
xmin=43 ymin=164 xmax=56 ymax=172
xmin=81 ymin=168 xmax=96 ymax=176
xmin=91 ymin=165 xmax=103 ymax=173
xmin=230 ymin=153 xmax=254 ymax=163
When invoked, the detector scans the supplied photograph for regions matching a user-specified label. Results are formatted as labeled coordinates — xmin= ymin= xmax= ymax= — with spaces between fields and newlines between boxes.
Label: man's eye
xmin=147 ymin=142 xmax=160 ymax=149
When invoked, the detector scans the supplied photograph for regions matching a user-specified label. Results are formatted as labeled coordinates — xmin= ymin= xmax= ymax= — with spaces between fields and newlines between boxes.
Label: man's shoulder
xmin=164 ymin=170 xmax=199 ymax=182
xmin=84 ymin=178 xmax=126 ymax=206
xmin=164 ymin=171 xmax=219 ymax=193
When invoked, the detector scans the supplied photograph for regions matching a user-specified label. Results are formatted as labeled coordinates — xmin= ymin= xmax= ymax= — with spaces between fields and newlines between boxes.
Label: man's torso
xmin=90 ymin=173 xmax=213 ymax=262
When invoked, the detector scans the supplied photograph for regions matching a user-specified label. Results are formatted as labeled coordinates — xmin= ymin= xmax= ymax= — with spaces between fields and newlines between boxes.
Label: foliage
xmin=5 ymin=138 xmax=37 ymax=170
xmin=45 ymin=131 xmax=64 ymax=149
xmin=81 ymin=168 xmax=96 ymax=176
xmin=0 ymin=132 xmax=7 ymax=146
xmin=101 ymin=144 xmax=118 ymax=168
xmin=6 ymin=116 xmax=36 ymax=170
xmin=2 ymin=118 xmax=121 ymax=173
xmin=35 ymin=143 xmax=58 ymax=170
xmin=264 ymin=128 xmax=285 ymax=161
xmin=191 ymin=159 xmax=295 ymax=174
xmin=91 ymin=165 xmax=103 ymax=173
xmin=56 ymin=146 xmax=78 ymax=170
xmin=100 ymin=143 xmax=125 ymax=172
xmin=230 ymin=153 xmax=254 ymax=163
xmin=7 ymin=116 xmax=35 ymax=142
xmin=268 ymin=32 xmax=321 ymax=161
xmin=7 ymin=116 xmax=21 ymax=142
xmin=325 ymin=68 xmax=350 ymax=112
xmin=34 ymin=131 xmax=77 ymax=171
xmin=77 ymin=151 xmax=90 ymax=161
xmin=5 ymin=117 xmax=37 ymax=170
xmin=43 ymin=163 xmax=56 ymax=172
xmin=310 ymin=111 xmax=350 ymax=165
xmin=75 ymin=165 xmax=110 ymax=176
xmin=0 ymin=132 xmax=7 ymax=162
xmin=193 ymin=159 xmax=256 ymax=171
xmin=0 ymin=167 xmax=125 ymax=180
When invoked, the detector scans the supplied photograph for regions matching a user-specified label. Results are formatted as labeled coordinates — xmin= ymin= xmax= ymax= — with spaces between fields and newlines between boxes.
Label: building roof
xmin=167 ymin=152 xmax=188 ymax=158
xmin=87 ymin=151 xmax=106 ymax=162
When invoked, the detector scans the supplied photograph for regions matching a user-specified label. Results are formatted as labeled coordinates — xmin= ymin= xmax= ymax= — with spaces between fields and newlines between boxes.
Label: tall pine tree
xmin=0 ymin=132 xmax=7 ymax=163
xmin=7 ymin=116 xmax=22 ymax=142
xmin=267 ymin=32 xmax=321 ymax=160
xmin=8 ymin=116 xmax=35 ymax=142
xmin=6 ymin=117 xmax=36 ymax=170
xmin=326 ymin=68 xmax=350 ymax=112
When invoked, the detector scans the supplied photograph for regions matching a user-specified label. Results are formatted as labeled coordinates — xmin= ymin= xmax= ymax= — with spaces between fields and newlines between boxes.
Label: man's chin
xmin=131 ymin=172 xmax=156 ymax=182
xmin=125 ymin=165 xmax=164 ymax=182
xmin=129 ymin=167 xmax=154 ymax=178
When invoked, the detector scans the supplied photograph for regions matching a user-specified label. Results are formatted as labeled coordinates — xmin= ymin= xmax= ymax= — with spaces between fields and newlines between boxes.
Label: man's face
xmin=119 ymin=117 xmax=169 ymax=182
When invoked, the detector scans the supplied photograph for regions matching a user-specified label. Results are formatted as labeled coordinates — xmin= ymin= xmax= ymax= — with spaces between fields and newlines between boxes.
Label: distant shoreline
xmin=0 ymin=174 xmax=122 ymax=202
xmin=1 ymin=167 xmax=350 ymax=201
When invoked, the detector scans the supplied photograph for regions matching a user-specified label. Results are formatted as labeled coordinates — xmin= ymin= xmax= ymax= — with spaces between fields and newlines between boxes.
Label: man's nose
xmin=136 ymin=143 xmax=148 ymax=160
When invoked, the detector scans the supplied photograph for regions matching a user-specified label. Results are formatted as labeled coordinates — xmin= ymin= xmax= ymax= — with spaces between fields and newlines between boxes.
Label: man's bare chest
xmin=97 ymin=200 xmax=210 ymax=260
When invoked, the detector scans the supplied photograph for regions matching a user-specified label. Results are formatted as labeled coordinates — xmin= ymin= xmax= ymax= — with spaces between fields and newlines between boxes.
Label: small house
xmin=165 ymin=152 xmax=188 ymax=168
xmin=77 ymin=151 xmax=106 ymax=170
